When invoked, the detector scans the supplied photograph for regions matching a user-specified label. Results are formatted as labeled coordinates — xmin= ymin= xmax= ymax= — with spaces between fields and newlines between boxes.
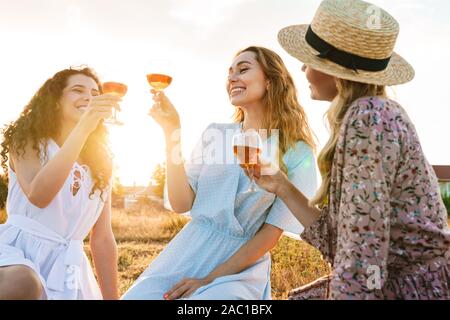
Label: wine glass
xmin=147 ymin=59 xmax=173 ymax=113
xmin=232 ymin=129 xmax=263 ymax=193
xmin=102 ymin=81 xmax=127 ymax=126
xmin=146 ymin=73 xmax=172 ymax=91
xmin=147 ymin=73 xmax=172 ymax=113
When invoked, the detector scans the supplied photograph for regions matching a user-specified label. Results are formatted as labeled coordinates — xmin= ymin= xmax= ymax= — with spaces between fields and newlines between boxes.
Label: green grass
xmin=442 ymin=194 xmax=450 ymax=217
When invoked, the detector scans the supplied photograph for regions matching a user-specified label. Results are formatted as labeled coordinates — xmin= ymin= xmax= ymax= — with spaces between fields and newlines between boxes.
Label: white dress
xmin=0 ymin=139 xmax=107 ymax=299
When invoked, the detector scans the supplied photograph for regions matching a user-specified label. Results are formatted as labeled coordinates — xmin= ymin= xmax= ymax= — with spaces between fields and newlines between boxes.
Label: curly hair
xmin=233 ymin=46 xmax=317 ymax=173
xmin=1 ymin=67 xmax=113 ymax=199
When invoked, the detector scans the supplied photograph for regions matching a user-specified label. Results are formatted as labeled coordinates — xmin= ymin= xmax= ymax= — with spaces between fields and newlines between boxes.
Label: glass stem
xmin=250 ymin=179 xmax=257 ymax=192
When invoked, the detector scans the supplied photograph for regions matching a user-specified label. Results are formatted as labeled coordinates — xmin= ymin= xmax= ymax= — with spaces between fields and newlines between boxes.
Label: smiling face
xmin=59 ymin=74 xmax=100 ymax=126
xmin=227 ymin=51 xmax=268 ymax=109
xmin=302 ymin=64 xmax=338 ymax=102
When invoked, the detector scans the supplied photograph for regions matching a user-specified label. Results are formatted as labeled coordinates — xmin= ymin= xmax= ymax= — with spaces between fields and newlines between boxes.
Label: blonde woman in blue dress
xmin=0 ymin=67 xmax=120 ymax=299
xmin=122 ymin=46 xmax=318 ymax=300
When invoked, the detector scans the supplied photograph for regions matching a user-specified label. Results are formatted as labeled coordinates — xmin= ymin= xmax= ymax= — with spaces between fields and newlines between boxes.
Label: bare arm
xmin=11 ymin=93 xmax=120 ymax=208
xmin=149 ymin=91 xmax=195 ymax=213
xmin=246 ymin=164 xmax=321 ymax=229
xmin=204 ymin=223 xmax=283 ymax=281
xmin=164 ymin=131 xmax=195 ymax=213
xmin=165 ymin=223 xmax=283 ymax=299
xmin=276 ymin=179 xmax=322 ymax=229
xmin=12 ymin=125 xmax=91 ymax=208
xmin=89 ymin=190 xmax=119 ymax=300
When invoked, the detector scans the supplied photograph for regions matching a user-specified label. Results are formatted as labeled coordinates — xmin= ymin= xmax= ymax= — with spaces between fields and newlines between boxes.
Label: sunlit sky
xmin=1 ymin=0 xmax=449 ymax=186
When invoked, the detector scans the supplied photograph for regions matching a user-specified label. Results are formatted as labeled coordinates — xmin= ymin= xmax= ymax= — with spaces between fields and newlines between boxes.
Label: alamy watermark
xmin=366 ymin=265 xmax=382 ymax=290
xmin=166 ymin=128 xmax=281 ymax=174
xmin=366 ymin=5 xmax=382 ymax=30
xmin=65 ymin=265 xmax=81 ymax=291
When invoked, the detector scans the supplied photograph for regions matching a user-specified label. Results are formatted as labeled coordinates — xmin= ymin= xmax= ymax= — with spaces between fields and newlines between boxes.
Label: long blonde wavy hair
xmin=232 ymin=46 xmax=316 ymax=172
xmin=309 ymin=78 xmax=386 ymax=207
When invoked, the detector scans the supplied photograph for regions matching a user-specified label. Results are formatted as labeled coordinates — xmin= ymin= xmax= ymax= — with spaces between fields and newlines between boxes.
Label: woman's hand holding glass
xmin=148 ymin=90 xmax=181 ymax=137
xmin=79 ymin=93 xmax=122 ymax=134
xmin=241 ymin=156 xmax=290 ymax=196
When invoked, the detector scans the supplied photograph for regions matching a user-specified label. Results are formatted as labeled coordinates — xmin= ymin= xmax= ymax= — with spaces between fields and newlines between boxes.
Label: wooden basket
xmin=288 ymin=274 xmax=332 ymax=300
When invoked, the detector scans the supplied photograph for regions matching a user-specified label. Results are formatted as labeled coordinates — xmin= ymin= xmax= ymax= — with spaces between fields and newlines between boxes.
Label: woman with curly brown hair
xmin=0 ymin=67 xmax=121 ymax=299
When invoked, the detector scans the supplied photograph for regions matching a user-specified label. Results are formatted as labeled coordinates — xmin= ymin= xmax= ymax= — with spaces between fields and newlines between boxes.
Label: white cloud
xmin=168 ymin=0 xmax=256 ymax=30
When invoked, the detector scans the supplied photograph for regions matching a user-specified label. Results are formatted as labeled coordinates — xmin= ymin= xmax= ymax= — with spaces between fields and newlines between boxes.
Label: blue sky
xmin=1 ymin=0 xmax=449 ymax=185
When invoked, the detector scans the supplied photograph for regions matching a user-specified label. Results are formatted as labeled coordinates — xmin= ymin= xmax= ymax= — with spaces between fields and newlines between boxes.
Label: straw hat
xmin=278 ymin=0 xmax=414 ymax=86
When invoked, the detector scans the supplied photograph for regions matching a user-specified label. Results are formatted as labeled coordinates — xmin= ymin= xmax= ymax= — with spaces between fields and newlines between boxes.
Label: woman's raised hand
xmin=79 ymin=93 xmax=122 ymax=133
xmin=148 ymin=90 xmax=181 ymax=136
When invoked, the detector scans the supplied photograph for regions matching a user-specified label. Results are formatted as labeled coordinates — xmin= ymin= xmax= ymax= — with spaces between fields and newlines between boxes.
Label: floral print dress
xmin=301 ymin=96 xmax=450 ymax=300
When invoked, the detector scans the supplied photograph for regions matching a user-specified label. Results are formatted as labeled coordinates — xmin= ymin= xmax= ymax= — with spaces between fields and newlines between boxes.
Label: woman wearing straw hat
xmin=246 ymin=0 xmax=450 ymax=299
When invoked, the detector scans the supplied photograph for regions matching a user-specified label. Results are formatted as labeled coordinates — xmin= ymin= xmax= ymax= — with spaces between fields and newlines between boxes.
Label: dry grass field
xmin=106 ymin=201 xmax=331 ymax=299
xmin=0 ymin=209 xmax=6 ymax=225
xmin=2 ymin=203 xmax=450 ymax=299
xmin=1 ymin=203 xmax=331 ymax=299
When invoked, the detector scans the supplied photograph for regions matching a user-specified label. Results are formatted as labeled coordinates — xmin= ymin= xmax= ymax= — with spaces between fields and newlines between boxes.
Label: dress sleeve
xmin=184 ymin=131 xmax=208 ymax=194
xmin=328 ymin=101 xmax=399 ymax=299
xmin=164 ymin=123 xmax=214 ymax=208
xmin=300 ymin=206 xmax=333 ymax=261
xmin=265 ymin=142 xmax=318 ymax=235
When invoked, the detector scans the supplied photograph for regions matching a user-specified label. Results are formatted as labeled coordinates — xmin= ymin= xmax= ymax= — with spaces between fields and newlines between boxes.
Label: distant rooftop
xmin=432 ymin=165 xmax=450 ymax=182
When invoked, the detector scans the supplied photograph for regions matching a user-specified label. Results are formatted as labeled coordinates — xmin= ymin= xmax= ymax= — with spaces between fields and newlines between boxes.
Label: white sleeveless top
xmin=0 ymin=139 xmax=108 ymax=299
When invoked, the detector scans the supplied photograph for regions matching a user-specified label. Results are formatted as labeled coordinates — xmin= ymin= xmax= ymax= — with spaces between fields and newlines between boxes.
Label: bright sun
xmin=107 ymin=85 xmax=167 ymax=187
